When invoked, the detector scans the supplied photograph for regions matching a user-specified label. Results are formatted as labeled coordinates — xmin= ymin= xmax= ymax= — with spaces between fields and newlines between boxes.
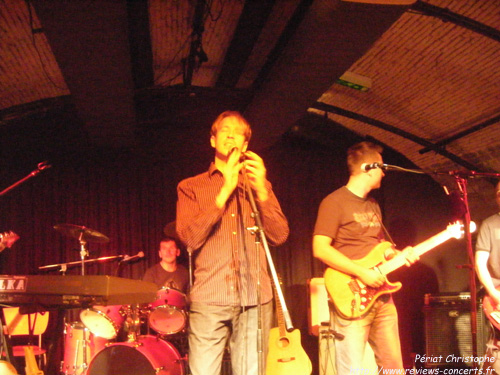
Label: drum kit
xmin=48 ymin=224 xmax=189 ymax=375
xmin=60 ymin=287 xmax=188 ymax=375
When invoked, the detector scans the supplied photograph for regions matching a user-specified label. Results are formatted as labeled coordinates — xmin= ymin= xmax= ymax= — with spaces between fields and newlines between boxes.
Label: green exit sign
xmin=336 ymin=78 xmax=370 ymax=91
xmin=336 ymin=71 xmax=372 ymax=92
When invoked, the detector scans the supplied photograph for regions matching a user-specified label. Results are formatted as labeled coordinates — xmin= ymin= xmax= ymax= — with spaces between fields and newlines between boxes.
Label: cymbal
xmin=54 ymin=223 xmax=110 ymax=244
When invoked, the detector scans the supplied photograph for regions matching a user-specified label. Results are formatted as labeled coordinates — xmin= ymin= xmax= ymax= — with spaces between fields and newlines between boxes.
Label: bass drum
xmin=86 ymin=335 xmax=184 ymax=375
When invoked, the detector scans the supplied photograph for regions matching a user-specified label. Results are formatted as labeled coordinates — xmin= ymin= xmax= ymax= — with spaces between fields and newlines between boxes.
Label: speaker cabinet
xmin=423 ymin=293 xmax=489 ymax=367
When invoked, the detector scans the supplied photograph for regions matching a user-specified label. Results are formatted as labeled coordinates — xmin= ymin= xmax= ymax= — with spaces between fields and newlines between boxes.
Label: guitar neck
xmin=378 ymin=229 xmax=454 ymax=276
xmin=272 ymin=279 xmax=288 ymax=337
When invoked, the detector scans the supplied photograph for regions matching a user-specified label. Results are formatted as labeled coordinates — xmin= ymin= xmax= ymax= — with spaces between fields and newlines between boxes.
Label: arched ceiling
xmin=0 ymin=0 xmax=499 ymax=220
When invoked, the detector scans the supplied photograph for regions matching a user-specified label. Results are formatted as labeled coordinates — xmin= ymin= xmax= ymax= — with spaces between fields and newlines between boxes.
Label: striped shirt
xmin=176 ymin=163 xmax=289 ymax=306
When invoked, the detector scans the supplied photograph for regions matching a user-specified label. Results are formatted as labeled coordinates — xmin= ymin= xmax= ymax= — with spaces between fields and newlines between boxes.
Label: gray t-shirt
xmin=314 ymin=186 xmax=384 ymax=260
xmin=476 ymin=212 xmax=500 ymax=287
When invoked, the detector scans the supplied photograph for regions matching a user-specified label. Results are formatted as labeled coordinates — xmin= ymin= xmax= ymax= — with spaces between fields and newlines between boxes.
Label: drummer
xmin=142 ymin=236 xmax=189 ymax=294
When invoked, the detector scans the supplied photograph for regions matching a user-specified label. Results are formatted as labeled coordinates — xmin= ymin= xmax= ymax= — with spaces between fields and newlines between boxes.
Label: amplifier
xmin=423 ymin=293 xmax=490 ymax=367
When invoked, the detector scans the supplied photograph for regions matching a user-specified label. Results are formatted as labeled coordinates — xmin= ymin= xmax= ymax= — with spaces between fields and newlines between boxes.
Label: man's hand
xmin=385 ymin=246 xmax=419 ymax=267
xmin=401 ymin=246 xmax=419 ymax=266
xmin=216 ymin=148 xmax=244 ymax=208
xmin=243 ymin=151 xmax=268 ymax=201
xmin=490 ymin=289 xmax=500 ymax=311
xmin=358 ymin=268 xmax=386 ymax=288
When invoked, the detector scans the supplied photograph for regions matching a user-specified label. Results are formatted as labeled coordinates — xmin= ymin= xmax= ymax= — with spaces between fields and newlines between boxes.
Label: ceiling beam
xmin=243 ymin=0 xmax=411 ymax=151
xmin=252 ymin=0 xmax=313 ymax=91
xmin=216 ymin=0 xmax=276 ymax=88
xmin=419 ymin=113 xmax=500 ymax=155
xmin=311 ymin=101 xmax=480 ymax=171
xmin=412 ymin=1 xmax=500 ymax=43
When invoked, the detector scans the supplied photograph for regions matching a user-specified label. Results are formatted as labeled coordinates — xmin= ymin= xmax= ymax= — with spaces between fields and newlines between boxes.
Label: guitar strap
xmin=368 ymin=200 xmax=396 ymax=247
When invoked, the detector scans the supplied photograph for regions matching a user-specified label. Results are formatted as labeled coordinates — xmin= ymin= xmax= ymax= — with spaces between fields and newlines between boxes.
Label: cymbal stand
xmin=125 ymin=304 xmax=141 ymax=342
xmin=78 ymin=233 xmax=88 ymax=276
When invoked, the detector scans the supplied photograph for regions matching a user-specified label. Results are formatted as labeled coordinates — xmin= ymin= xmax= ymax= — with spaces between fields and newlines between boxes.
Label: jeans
xmin=188 ymin=301 xmax=273 ymax=375
xmin=332 ymin=296 xmax=404 ymax=375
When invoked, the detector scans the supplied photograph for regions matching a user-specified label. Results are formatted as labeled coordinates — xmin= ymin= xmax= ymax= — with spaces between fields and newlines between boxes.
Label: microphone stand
xmin=445 ymin=170 xmax=500 ymax=367
xmin=187 ymin=247 xmax=193 ymax=289
xmin=0 ymin=161 xmax=51 ymax=196
xmin=385 ymin=163 xmax=500 ymax=368
xmin=242 ymin=168 xmax=293 ymax=375
xmin=451 ymin=173 xmax=478 ymax=364
xmin=38 ymin=254 xmax=127 ymax=272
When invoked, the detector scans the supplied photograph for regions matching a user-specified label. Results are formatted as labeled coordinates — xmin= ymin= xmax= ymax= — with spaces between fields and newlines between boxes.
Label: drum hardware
xmin=53 ymin=224 xmax=110 ymax=276
xmin=123 ymin=304 xmax=143 ymax=343
xmin=39 ymin=254 xmax=129 ymax=274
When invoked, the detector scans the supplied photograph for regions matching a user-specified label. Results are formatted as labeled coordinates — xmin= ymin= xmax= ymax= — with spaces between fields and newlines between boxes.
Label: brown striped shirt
xmin=176 ymin=163 xmax=289 ymax=306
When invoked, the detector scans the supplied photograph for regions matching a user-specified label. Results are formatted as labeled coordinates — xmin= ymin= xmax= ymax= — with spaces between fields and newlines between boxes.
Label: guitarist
xmin=475 ymin=180 xmax=500 ymax=370
xmin=312 ymin=141 xmax=418 ymax=374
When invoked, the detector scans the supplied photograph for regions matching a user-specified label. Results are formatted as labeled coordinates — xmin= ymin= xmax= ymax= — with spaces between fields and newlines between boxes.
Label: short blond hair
xmin=347 ymin=141 xmax=383 ymax=175
xmin=210 ymin=111 xmax=252 ymax=141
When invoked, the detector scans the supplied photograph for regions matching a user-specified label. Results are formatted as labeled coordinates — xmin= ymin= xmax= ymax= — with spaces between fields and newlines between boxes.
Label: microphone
xmin=361 ymin=162 xmax=386 ymax=172
xmin=37 ymin=161 xmax=52 ymax=171
xmin=228 ymin=147 xmax=246 ymax=162
xmin=122 ymin=251 xmax=145 ymax=262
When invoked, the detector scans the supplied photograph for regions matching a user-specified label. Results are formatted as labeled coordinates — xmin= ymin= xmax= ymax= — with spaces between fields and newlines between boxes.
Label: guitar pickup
xmin=348 ymin=279 xmax=362 ymax=293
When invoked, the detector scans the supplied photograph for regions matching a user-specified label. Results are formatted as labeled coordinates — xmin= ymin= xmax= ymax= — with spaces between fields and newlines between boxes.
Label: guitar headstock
xmin=0 ymin=231 xmax=20 ymax=253
xmin=446 ymin=221 xmax=476 ymax=240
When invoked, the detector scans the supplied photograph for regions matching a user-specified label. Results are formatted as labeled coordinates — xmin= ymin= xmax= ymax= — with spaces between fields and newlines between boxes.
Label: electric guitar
xmin=483 ymin=287 xmax=500 ymax=331
xmin=325 ymin=221 xmax=464 ymax=319
xmin=0 ymin=231 xmax=19 ymax=253
xmin=266 ymin=277 xmax=312 ymax=375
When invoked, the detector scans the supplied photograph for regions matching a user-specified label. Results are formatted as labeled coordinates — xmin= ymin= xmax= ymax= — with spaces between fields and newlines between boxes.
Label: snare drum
xmin=148 ymin=287 xmax=187 ymax=335
xmin=80 ymin=305 xmax=126 ymax=339
xmin=61 ymin=321 xmax=108 ymax=375
xmin=86 ymin=335 xmax=185 ymax=375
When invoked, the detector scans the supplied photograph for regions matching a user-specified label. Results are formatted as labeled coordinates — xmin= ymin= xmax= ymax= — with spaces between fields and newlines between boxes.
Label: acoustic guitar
xmin=325 ymin=222 xmax=464 ymax=319
xmin=266 ymin=277 xmax=312 ymax=375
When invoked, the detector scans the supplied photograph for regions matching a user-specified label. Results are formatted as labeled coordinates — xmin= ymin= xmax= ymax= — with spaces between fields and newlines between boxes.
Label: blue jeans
xmin=188 ymin=301 xmax=273 ymax=375
xmin=332 ymin=296 xmax=404 ymax=374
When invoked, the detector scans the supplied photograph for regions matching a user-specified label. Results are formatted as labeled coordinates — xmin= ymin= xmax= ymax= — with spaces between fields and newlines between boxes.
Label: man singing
xmin=176 ymin=111 xmax=289 ymax=375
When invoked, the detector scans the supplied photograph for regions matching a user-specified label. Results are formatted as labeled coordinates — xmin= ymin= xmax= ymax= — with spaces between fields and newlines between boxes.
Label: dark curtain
xmin=0 ymin=114 xmax=456 ymax=372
